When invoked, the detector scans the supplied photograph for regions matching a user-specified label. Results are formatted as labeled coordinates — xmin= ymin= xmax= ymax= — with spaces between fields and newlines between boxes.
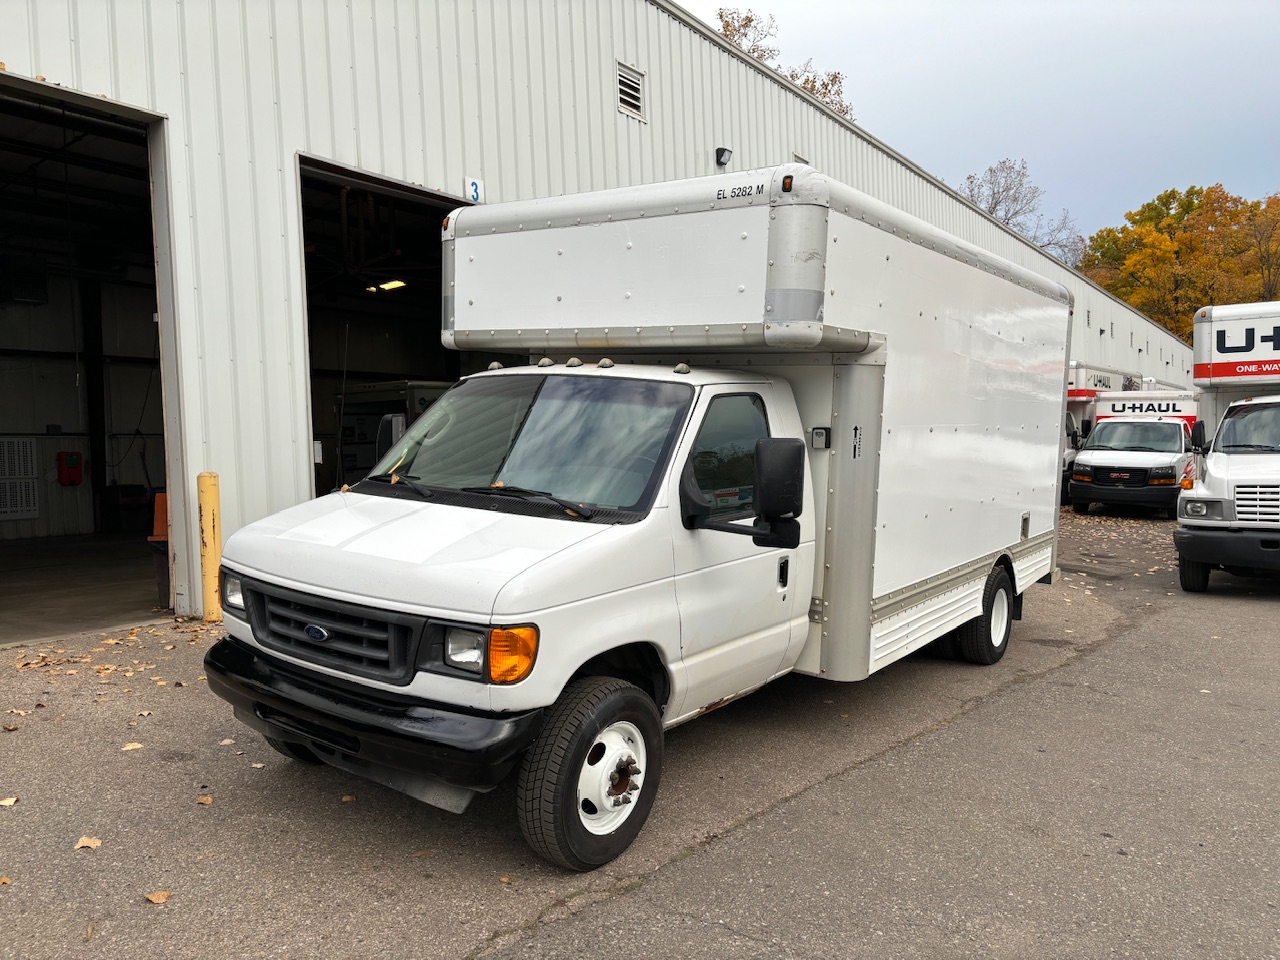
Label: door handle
xmin=778 ymin=557 xmax=790 ymax=588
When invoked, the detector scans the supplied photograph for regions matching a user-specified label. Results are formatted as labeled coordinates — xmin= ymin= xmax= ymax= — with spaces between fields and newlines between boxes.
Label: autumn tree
xmin=1080 ymin=185 xmax=1280 ymax=342
xmin=716 ymin=7 xmax=854 ymax=119
xmin=959 ymin=158 xmax=1083 ymax=265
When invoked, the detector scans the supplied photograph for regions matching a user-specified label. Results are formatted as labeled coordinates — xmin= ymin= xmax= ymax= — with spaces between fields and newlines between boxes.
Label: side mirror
xmin=1190 ymin=419 xmax=1206 ymax=452
xmin=375 ymin=413 xmax=407 ymax=461
xmin=678 ymin=437 xmax=805 ymax=549
xmin=1081 ymin=419 xmax=1093 ymax=439
xmin=753 ymin=438 xmax=805 ymax=520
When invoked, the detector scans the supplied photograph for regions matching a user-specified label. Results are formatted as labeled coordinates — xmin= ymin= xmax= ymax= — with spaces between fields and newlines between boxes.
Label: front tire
xmin=264 ymin=736 xmax=324 ymax=764
xmin=1071 ymin=499 xmax=1089 ymax=515
xmin=1178 ymin=555 xmax=1211 ymax=593
xmin=957 ymin=566 xmax=1013 ymax=665
xmin=517 ymin=677 xmax=663 ymax=871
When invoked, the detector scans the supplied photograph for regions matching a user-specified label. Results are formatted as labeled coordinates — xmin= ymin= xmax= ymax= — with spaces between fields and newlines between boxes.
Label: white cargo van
xmin=205 ymin=166 xmax=1072 ymax=870
xmin=1069 ymin=390 xmax=1198 ymax=518
xmin=1175 ymin=301 xmax=1280 ymax=591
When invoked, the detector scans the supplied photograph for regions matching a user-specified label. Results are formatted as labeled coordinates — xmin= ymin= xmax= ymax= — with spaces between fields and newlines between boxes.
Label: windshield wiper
xmin=460 ymin=484 xmax=595 ymax=519
xmin=359 ymin=473 xmax=436 ymax=500
xmin=1221 ymin=443 xmax=1280 ymax=452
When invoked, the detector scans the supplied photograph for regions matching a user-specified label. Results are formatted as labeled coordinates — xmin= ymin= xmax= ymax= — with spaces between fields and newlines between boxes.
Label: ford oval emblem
xmin=303 ymin=623 xmax=330 ymax=643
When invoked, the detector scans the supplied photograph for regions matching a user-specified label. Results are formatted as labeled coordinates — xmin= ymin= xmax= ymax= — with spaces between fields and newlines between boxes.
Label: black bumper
xmin=204 ymin=636 xmax=543 ymax=793
xmin=1172 ymin=526 xmax=1280 ymax=572
xmin=1070 ymin=481 xmax=1179 ymax=509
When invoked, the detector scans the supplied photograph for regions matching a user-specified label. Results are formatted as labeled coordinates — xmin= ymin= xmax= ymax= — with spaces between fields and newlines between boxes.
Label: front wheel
xmin=1178 ymin=555 xmax=1211 ymax=593
xmin=957 ymin=566 xmax=1013 ymax=665
xmin=517 ymin=677 xmax=663 ymax=871
xmin=1071 ymin=499 xmax=1089 ymax=515
xmin=264 ymin=736 xmax=324 ymax=764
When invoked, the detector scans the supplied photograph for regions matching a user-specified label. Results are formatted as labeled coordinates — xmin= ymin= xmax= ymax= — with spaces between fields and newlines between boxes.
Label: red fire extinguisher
xmin=56 ymin=452 xmax=83 ymax=486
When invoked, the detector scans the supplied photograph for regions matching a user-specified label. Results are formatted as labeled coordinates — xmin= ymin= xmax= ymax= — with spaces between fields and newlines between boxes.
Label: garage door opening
xmin=0 ymin=80 xmax=168 ymax=642
xmin=299 ymin=162 xmax=520 ymax=494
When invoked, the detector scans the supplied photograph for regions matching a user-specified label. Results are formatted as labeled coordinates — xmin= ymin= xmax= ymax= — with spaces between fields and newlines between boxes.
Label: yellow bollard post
xmin=198 ymin=472 xmax=222 ymax=622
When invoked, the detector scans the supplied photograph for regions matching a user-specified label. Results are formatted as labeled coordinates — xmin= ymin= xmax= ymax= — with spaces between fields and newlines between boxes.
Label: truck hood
xmin=222 ymin=491 xmax=611 ymax=619
xmin=1211 ymin=452 xmax=1280 ymax=484
xmin=1076 ymin=450 xmax=1183 ymax=468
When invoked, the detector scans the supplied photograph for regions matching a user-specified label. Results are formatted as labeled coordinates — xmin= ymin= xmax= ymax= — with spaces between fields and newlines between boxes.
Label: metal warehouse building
xmin=0 ymin=0 xmax=1191 ymax=624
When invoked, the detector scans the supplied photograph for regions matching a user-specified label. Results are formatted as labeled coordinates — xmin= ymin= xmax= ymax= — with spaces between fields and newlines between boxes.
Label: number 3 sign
xmin=463 ymin=178 xmax=485 ymax=203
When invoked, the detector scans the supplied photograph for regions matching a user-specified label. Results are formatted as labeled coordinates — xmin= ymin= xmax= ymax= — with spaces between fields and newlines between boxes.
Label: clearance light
xmin=1181 ymin=478 xmax=1195 ymax=490
xmin=782 ymin=175 xmax=794 ymax=193
xmin=488 ymin=626 xmax=539 ymax=684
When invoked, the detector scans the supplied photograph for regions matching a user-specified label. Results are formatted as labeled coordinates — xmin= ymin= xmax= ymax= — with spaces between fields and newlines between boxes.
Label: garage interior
xmin=0 ymin=109 xmax=512 ymax=643
xmin=0 ymin=81 xmax=165 ymax=643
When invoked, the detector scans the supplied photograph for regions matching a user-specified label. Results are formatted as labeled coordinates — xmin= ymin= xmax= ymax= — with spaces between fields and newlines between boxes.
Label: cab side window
xmin=689 ymin=394 xmax=769 ymax=519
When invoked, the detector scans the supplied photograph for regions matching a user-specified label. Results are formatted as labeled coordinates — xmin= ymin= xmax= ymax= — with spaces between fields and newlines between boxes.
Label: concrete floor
xmin=0 ymin=533 xmax=170 ymax=645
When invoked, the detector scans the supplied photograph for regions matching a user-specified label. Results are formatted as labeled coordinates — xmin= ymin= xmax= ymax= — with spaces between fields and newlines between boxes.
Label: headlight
xmin=445 ymin=627 xmax=486 ymax=674
xmin=1148 ymin=466 xmax=1177 ymax=484
xmin=222 ymin=571 xmax=245 ymax=610
xmin=443 ymin=624 xmax=539 ymax=683
xmin=1072 ymin=468 xmax=1092 ymax=482
xmin=1181 ymin=500 xmax=1223 ymax=520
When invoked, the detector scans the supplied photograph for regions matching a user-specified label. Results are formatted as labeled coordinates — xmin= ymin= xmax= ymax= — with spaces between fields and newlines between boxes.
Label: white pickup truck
xmin=205 ymin=165 xmax=1072 ymax=869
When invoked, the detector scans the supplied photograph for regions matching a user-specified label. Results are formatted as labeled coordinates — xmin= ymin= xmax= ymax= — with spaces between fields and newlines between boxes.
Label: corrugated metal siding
xmin=7 ymin=0 xmax=1190 ymax=612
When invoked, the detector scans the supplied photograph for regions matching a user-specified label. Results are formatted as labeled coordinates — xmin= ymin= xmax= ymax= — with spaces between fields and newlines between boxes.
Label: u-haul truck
xmin=204 ymin=165 xmax=1072 ymax=870
xmin=1069 ymin=389 xmax=1198 ymax=518
xmin=1175 ymin=301 xmax=1280 ymax=591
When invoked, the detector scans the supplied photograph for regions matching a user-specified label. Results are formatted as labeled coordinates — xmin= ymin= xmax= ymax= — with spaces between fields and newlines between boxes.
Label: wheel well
xmin=996 ymin=555 xmax=1024 ymax=621
xmin=570 ymin=643 xmax=671 ymax=712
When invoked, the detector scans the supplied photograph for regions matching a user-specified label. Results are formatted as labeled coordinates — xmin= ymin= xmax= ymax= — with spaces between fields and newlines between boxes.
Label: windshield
xmin=364 ymin=373 xmax=694 ymax=515
xmin=1216 ymin=402 xmax=1280 ymax=453
xmin=1084 ymin=420 xmax=1184 ymax=453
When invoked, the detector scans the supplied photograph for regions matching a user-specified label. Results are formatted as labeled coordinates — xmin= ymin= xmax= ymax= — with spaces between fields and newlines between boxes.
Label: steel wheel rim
xmin=990 ymin=587 xmax=1010 ymax=649
xmin=576 ymin=720 xmax=647 ymax=835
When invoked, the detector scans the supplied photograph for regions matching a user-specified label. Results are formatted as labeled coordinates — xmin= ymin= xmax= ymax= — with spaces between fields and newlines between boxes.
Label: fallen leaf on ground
xmin=411 ymin=850 xmax=432 ymax=859
xmin=2 ymin=725 xmax=16 ymax=732
xmin=250 ymin=763 xmax=265 ymax=769
xmin=121 ymin=743 xmax=144 ymax=751
xmin=0 ymin=797 xmax=17 ymax=806
xmin=196 ymin=796 xmax=212 ymax=805
xmin=218 ymin=738 xmax=235 ymax=746
xmin=138 ymin=711 xmax=152 ymax=717
xmin=499 ymin=875 xmax=511 ymax=883
xmin=0 ymin=877 xmax=10 ymax=885
xmin=76 ymin=837 xmax=102 ymax=850
xmin=341 ymin=795 xmax=356 ymax=803
xmin=144 ymin=890 xmax=171 ymax=904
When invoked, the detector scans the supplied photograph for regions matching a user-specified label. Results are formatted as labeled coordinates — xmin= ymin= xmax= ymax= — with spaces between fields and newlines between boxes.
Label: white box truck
xmin=205 ymin=165 xmax=1073 ymax=869
xmin=1069 ymin=389 xmax=1197 ymax=518
xmin=1174 ymin=301 xmax=1280 ymax=591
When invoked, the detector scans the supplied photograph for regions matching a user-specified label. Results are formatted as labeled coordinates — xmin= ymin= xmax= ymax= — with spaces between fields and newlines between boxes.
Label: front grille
xmin=244 ymin=581 xmax=427 ymax=685
xmin=1235 ymin=484 xmax=1280 ymax=523
xmin=1090 ymin=465 xmax=1149 ymax=488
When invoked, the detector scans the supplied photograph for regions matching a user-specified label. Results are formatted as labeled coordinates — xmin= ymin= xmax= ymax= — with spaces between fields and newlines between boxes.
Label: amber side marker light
xmin=782 ymin=175 xmax=794 ymax=192
xmin=1181 ymin=478 xmax=1195 ymax=489
xmin=488 ymin=626 xmax=539 ymax=684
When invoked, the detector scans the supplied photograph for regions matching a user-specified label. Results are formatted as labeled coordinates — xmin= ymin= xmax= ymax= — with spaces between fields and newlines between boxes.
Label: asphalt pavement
xmin=2 ymin=508 xmax=1277 ymax=959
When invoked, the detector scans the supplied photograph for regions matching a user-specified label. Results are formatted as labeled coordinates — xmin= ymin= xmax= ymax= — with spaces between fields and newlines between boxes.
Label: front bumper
xmin=1070 ymin=480 xmax=1179 ymax=509
xmin=1172 ymin=526 xmax=1280 ymax=571
xmin=205 ymin=636 xmax=543 ymax=805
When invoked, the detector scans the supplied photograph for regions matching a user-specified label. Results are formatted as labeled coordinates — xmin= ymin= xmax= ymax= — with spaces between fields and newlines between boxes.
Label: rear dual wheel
xmin=957 ymin=566 xmax=1013 ymax=665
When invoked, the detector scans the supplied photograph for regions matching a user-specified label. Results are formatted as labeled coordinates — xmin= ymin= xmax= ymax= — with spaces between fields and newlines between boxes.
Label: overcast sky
xmin=675 ymin=0 xmax=1280 ymax=242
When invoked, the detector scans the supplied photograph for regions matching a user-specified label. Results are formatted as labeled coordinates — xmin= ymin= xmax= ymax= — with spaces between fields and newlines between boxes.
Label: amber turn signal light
xmin=488 ymin=626 xmax=538 ymax=684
